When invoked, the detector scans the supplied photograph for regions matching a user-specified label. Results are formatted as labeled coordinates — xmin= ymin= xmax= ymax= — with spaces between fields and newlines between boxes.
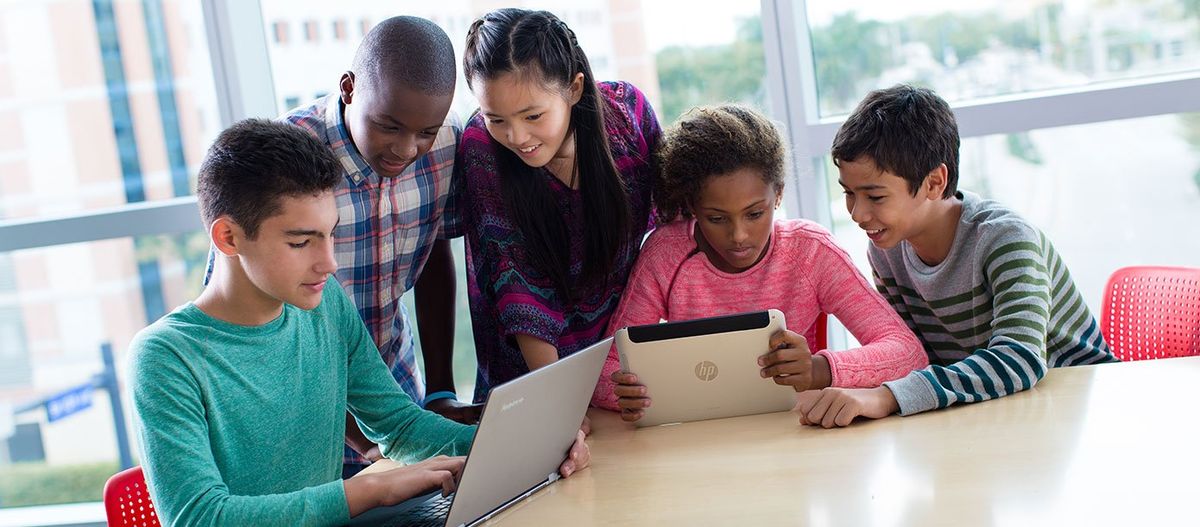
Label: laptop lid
xmin=444 ymin=336 xmax=612 ymax=526
xmin=615 ymin=309 xmax=795 ymax=427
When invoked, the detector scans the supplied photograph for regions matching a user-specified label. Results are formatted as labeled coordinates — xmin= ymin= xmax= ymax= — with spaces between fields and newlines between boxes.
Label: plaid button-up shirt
xmin=206 ymin=94 xmax=463 ymax=465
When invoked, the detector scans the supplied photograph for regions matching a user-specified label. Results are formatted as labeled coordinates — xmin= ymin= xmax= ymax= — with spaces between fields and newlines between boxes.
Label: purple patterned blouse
xmin=457 ymin=81 xmax=661 ymax=402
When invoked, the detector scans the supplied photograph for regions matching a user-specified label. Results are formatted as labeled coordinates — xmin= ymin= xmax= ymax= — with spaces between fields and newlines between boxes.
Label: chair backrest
xmin=814 ymin=312 xmax=828 ymax=351
xmin=1100 ymin=266 xmax=1200 ymax=362
xmin=104 ymin=466 xmax=161 ymax=527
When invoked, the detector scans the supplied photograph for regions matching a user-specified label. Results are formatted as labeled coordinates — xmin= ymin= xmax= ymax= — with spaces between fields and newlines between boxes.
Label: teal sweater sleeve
xmin=329 ymin=282 xmax=477 ymax=460
xmin=130 ymin=334 xmax=349 ymax=527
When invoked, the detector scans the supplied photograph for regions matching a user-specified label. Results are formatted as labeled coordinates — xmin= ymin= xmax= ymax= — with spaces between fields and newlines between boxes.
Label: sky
xmin=803 ymin=0 xmax=1000 ymax=25
xmin=641 ymin=0 xmax=760 ymax=51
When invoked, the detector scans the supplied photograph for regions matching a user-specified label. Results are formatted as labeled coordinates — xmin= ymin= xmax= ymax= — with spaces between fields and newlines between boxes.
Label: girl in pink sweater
xmin=594 ymin=105 xmax=927 ymax=420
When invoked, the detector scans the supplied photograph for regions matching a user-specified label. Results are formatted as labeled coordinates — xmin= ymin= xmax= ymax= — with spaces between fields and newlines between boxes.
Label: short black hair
xmin=656 ymin=105 xmax=786 ymax=223
xmin=197 ymin=119 xmax=340 ymax=238
xmin=831 ymin=84 xmax=960 ymax=198
xmin=352 ymin=16 xmax=456 ymax=95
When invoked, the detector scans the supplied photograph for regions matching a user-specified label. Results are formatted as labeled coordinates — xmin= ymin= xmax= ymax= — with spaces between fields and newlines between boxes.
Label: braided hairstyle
xmin=464 ymin=8 xmax=630 ymax=298
xmin=655 ymin=104 xmax=786 ymax=224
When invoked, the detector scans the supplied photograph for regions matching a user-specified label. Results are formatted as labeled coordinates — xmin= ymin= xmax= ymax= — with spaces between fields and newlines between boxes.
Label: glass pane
xmin=407 ymin=238 xmax=478 ymax=396
xmin=822 ymin=112 xmax=1200 ymax=314
xmin=0 ymin=231 xmax=208 ymax=508
xmin=257 ymin=0 xmax=768 ymax=394
xmin=806 ymin=0 xmax=1200 ymax=117
xmin=259 ymin=0 xmax=766 ymax=127
xmin=0 ymin=1 xmax=220 ymax=220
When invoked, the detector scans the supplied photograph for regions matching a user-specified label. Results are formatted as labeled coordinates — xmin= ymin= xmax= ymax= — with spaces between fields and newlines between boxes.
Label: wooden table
xmin=483 ymin=357 xmax=1200 ymax=526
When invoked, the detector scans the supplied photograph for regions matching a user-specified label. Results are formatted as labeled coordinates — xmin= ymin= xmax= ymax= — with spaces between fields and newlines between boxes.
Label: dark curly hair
xmin=655 ymin=105 xmax=786 ymax=223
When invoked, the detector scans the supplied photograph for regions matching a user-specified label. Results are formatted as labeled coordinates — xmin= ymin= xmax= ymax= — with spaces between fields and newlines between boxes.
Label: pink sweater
xmin=591 ymin=218 xmax=928 ymax=410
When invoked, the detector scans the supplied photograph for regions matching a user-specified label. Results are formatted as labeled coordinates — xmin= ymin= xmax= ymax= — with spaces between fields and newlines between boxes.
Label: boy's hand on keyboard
xmin=380 ymin=455 xmax=465 ymax=501
xmin=612 ymin=371 xmax=650 ymax=422
xmin=345 ymin=455 xmax=466 ymax=516
xmin=760 ymin=330 xmax=817 ymax=391
xmin=558 ymin=429 xmax=591 ymax=478
xmin=793 ymin=386 xmax=899 ymax=428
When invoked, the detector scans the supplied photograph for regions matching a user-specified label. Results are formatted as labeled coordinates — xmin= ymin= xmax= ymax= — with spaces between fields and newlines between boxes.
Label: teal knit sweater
xmin=129 ymin=277 xmax=474 ymax=526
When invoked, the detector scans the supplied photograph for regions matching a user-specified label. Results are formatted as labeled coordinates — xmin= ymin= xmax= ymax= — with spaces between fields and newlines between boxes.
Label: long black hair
xmin=464 ymin=8 xmax=631 ymax=298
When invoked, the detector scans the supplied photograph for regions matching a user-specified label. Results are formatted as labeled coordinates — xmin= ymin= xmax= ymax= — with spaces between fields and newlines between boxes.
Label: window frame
xmin=0 ymin=0 xmax=275 ymax=252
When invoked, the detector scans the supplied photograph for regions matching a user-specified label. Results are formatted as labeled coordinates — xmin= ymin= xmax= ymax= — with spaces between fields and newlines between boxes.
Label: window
xmin=272 ymin=20 xmax=288 ymax=44
xmin=0 ymin=231 xmax=209 ymax=507
xmin=805 ymin=0 xmax=1200 ymax=117
xmin=0 ymin=0 xmax=218 ymax=511
xmin=332 ymin=19 xmax=347 ymax=42
xmin=304 ymin=20 xmax=318 ymax=43
xmin=0 ymin=1 xmax=219 ymax=221
xmin=0 ymin=255 xmax=29 ymax=388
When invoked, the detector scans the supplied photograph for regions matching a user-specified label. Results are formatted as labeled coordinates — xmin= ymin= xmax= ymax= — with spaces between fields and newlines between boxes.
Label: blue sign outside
xmin=45 ymin=383 xmax=94 ymax=423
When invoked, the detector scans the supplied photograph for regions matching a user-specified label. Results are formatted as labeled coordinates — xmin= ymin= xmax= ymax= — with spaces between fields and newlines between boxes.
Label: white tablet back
xmin=615 ymin=309 xmax=796 ymax=427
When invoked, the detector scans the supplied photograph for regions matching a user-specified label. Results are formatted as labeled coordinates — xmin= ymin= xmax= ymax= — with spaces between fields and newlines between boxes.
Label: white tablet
xmin=615 ymin=309 xmax=796 ymax=427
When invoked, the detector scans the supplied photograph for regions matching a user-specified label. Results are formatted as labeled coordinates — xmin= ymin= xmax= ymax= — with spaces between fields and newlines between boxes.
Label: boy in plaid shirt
xmin=207 ymin=16 xmax=478 ymax=477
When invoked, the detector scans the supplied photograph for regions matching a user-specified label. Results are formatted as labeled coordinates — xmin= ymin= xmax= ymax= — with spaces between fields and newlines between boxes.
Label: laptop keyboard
xmin=379 ymin=493 xmax=453 ymax=527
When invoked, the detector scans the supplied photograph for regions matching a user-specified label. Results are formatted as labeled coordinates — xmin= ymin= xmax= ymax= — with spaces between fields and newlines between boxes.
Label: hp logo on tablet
xmin=695 ymin=361 xmax=718 ymax=381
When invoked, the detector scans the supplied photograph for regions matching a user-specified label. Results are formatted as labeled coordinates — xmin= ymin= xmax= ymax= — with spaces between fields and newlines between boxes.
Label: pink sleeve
xmin=807 ymin=236 xmax=929 ymax=388
xmin=590 ymin=237 xmax=673 ymax=410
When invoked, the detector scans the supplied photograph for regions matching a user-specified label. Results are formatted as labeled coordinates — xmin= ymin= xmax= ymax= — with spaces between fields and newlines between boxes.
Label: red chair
xmin=1100 ymin=266 xmax=1200 ymax=362
xmin=813 ymin=312 xmax=828 ymax=351
xmin=104 ymin=466 xmax=161 ymax=526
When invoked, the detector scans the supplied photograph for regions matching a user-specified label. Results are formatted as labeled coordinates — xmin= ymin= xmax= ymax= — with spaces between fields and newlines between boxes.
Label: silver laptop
xmin=615 ymin=309 xmax=796 ymax=427
xmin=347 ymin=336 xmax=612 ymax=527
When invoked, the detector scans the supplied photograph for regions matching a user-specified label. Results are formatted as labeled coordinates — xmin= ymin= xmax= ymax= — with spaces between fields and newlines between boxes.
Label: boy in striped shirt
xmin=795 ymin=85 xmax=1117 ymax=427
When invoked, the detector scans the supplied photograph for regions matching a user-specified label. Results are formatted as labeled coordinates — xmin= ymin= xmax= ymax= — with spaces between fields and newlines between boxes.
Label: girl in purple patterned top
xmin=457 ymin=8 xmax=660 ymax=402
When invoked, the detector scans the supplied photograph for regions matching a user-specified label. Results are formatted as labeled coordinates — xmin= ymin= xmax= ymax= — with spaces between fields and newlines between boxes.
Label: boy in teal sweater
xmin=795 ymin=85 xmax=1116 ymax=428
xmin=129 ymin=119 xmax=588 ymax=525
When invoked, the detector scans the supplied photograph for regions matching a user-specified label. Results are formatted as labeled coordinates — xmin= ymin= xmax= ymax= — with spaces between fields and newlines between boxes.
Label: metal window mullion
xmin=762 ymin=0 xmax=828 ymax=227
xmin=763 ymin=0 xmax=847 ymax=350
xmin=201 ymin=0 xmax=277 ymax=126
xmin=807 ymin=72 xmax=1200 ymax=153
xmin=0 ymin=197 xmax=202 ymax=252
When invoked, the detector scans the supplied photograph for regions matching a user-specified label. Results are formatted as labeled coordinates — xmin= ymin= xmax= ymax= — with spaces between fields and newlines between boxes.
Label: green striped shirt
xmin=872 ymin=191 xmax=1116 ymax=415
xmin=129 ymin=276 xmax=475 ymax=526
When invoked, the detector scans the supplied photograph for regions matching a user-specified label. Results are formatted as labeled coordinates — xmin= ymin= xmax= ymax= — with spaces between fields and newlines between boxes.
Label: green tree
xmin=654 ymin=16 xmax=766 ymax=123
xmin=904 ymin=12 xmax=1044 ymax=67
xmin=1185 ymin=0 xmax=1200 ymax=17
xmin=1006 ymin=132 xmax=1044 ymax=165
xmin=135 ymin=231 xmax=210 ymax=300
xmin=809 ymin=13 xmax=889 ymax=114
